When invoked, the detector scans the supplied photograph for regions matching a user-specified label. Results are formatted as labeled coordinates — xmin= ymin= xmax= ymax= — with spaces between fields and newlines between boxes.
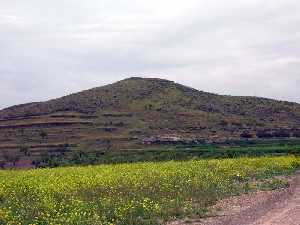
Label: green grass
xmin=39 ymin=141 xmax=300 ymax=167
xmin=0 ymin=156 xmax=299 ymax=225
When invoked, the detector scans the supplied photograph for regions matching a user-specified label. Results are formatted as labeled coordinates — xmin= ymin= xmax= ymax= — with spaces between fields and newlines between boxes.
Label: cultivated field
xmin=0 ymin=156 xmax=299 ymax=225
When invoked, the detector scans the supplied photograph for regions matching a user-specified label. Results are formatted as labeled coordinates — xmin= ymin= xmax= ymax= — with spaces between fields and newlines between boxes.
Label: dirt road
xmin=251 ymin=172 xmax=300 ymax=225
xmin=169 ymin=171 xmax=300 ymax=225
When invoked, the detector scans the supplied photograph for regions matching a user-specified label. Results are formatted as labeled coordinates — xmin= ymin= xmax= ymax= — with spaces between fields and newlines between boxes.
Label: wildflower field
xmin=0 ymin=156 xmax=299 ymax=225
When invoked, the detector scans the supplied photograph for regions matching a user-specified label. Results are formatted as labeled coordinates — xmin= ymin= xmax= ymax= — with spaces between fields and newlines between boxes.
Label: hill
xmin=0 ymin=77 xmax=300 ymax=167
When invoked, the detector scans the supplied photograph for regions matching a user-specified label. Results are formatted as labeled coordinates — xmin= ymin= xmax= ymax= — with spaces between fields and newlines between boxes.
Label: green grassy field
xmin=0 ymin=156 xmax=299 ymax=225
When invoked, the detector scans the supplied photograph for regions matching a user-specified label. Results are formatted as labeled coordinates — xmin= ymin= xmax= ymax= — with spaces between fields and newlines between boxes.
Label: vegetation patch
xmin=0 ymin=156 xmax=299 ymax=225
xmin=38 ymin=141 xmax=300 ymax=168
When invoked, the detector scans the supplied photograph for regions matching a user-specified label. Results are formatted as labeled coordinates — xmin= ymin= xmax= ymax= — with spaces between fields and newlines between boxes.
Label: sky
xmin=1 ymin=0 xmax=300 ymax=109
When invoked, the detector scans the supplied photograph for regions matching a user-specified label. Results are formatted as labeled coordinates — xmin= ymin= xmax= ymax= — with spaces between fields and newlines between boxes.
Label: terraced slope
xmin=0 ymin=77 xmax=300 ymax=167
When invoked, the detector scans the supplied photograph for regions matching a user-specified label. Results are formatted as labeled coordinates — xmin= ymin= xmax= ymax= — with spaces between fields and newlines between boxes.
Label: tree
xmin=256 ymin=130 xmax=274 ymax=139
xmin=0 ymin=161 xmax=5 ymax=169
xmin=19 ymin=128 xmax=26 ymax=145
xmin=20 ymin=146 xmax=30 ymax=156
xmin=40 ymin=131 xmax=48 ymax=142
xmin=293 ymin=130 xmax=300 ymax=138
xmin=240 ymin=130 xmax=253 ymax=139
xmin=3 ymin=150 xmax=20 ymax=167
xmin=104 ymin=140 xmax=112 ymax=151
xmin=274 ymin=130 xmax=290 ymax=138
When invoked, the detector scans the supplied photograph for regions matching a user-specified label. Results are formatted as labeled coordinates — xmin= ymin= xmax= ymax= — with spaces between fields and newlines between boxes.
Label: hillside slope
xmin=1 ymin=77 xmax=300 ymax=167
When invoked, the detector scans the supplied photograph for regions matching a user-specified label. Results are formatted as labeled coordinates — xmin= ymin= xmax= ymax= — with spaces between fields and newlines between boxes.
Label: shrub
xmin=273 ymin=129 xmax=291 ymax=138
xmin=293 ymin=130 xmax=300 ymax=138
xmin=256 ymin=130 xmax=274 ymax=138
xmin=240 ymin=130 xmax=253 ymax=139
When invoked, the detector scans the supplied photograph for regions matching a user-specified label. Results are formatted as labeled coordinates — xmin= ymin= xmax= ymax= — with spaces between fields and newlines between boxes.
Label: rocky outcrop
xmin=142 ymin=135 xmax=206 ymax=145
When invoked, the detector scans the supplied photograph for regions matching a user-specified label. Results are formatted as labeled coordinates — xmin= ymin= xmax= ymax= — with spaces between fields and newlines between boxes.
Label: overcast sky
xmin=1 ymin=0 xmax=300 ymax=109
